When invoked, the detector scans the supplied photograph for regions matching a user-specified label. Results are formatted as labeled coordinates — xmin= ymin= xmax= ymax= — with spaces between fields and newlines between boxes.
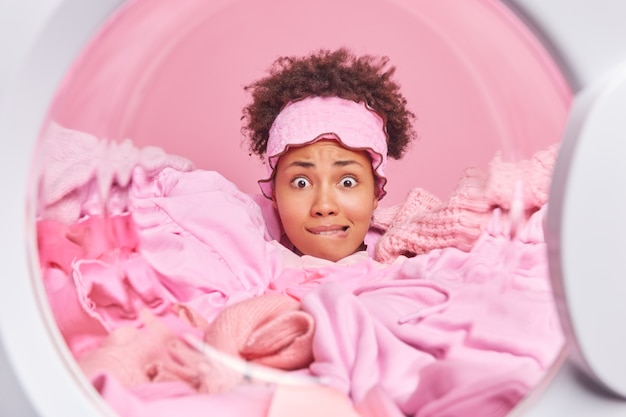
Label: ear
xmin=372 ymin=194 xmax=379 ymax=211
xmin=266 ymin=176 xmax=278 ymax=209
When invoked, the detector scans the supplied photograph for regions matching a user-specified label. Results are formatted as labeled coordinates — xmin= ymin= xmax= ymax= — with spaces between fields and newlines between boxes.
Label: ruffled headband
xmin=258 ymin=96 xmax=389 ymax=199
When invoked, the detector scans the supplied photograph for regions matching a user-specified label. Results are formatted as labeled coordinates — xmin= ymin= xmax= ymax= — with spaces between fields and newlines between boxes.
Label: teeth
xmin=310 ymin=226 xmax=349 ymax=235
xmin=312 ymin=228 xmax=347 ymax=235
xmin=316 ymin=230 xmax=340 ymax=235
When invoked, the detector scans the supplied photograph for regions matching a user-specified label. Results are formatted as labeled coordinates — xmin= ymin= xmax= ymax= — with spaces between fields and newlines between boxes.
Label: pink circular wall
xmin=47 ymin=0 xmax=571 ymax=206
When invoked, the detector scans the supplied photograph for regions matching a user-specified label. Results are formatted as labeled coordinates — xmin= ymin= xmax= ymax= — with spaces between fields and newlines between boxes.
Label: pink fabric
xmin=372 ymin=167 xmax=490 ymax=263
xmin=37 ymin=140 xmax=563 ymax=417
xmin=37 ymin=213 xmax=141 ymax=354
xmin=38 ymin=122 xmax=194 ymax=224
xmin=301 ymin=206 xmax=562 ymax=416
xmin=91 ymin=372 xmax=275 ymax=417
xmin=259 ymin=96 xmax=389 ymax=199
xmin=75 ymin=294 xmax=315 ymax=394
xmin=77 ymin=309 xmax=209 ymax=390
xmin=72 ymin=254 xmax=177 ymax=331
xmin=37 ymin=213 xmax=139 ymax=274
xmin=42 ymin=267 xmax=108 ymax=356
xmin=204 ymin=293 xmax=314 ymax=370
xmin=485 ymin=144 xmax=558 ymax=211
xmin=355 ymin=387 xmax=408 ymax=417
xmin=267 ymin=385 xmax=361 ymax=417
xmin=371 ymin=144 xmax=558 ymax=263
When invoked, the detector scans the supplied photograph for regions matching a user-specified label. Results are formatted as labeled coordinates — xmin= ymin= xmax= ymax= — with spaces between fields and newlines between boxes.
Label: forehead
xmin=278 ymin=139 xmax=372 ymax=165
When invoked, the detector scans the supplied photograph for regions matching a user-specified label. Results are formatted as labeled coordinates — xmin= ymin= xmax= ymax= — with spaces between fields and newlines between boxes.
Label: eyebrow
xmin=287 ymin=161 xmax=315 ymax=169
xmin=334 ymin=160 xmax=363 ymax=168
xmin=286 ymin=160 xmax=364 ymax=169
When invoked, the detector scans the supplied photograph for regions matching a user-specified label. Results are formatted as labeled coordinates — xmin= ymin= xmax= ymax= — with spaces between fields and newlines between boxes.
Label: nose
xmin=311 ymin=187 xmax=339 ymax=217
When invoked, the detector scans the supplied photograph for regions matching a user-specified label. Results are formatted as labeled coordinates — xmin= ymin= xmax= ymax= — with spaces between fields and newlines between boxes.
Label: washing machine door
xmin=517 ymin=62 xmax=626 ymax=417
xmin=507 ymin=0 xmax=626 ymax=415
xmin=0 ymin=3 xmax=124 ymax=417
xmin=515 ymin=62 xmax=626 ymax=417
xmin=1 ymin=1 xmax=625 ymax=416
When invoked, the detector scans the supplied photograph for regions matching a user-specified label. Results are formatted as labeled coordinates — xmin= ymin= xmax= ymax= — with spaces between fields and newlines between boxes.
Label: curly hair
xmin=241 ymin=48 xmax=416 ymax=160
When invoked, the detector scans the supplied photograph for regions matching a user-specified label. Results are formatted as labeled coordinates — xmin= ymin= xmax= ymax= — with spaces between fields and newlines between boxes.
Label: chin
xmin=296 ymin=241 xmax=364 ymax=262
xmin=322 ymin=254 xmax=344 ymax=263
xmin=311 ymin=248 xmax=354 ymax=263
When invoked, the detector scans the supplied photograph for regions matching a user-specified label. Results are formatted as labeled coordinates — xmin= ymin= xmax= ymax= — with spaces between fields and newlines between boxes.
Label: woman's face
xmin=272 ymin=139 xmax=378 ymax=262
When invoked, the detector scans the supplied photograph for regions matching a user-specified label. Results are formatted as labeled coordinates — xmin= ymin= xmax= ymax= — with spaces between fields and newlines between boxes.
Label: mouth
xmin=307 ymin=225 xmax=349 ymax=236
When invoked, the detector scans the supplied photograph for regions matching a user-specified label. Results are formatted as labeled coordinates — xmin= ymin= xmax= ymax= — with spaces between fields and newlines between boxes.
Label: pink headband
xmin=258 ymin=96 xmax=389 ymax=199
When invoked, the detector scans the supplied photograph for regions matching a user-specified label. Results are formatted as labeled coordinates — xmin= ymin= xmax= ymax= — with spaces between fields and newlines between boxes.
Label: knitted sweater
xmin=372 ymin=144 xmax=558 ymax=263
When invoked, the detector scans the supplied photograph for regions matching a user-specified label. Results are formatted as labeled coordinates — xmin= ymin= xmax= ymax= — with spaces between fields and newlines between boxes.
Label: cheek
xmin=274 ymin=192 xmax=307 ymax=223
xmin=343 ymin=194 xmax=377 ymax=222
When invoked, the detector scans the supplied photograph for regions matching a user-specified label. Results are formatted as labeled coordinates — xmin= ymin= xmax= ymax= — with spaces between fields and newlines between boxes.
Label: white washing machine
xmin=1 ymin=1 xmax=625 ymax=416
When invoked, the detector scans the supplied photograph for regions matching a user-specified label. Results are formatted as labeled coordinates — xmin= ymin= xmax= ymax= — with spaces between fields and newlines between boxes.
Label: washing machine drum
xmin=2 ymin=0 xmax=592 ymax=416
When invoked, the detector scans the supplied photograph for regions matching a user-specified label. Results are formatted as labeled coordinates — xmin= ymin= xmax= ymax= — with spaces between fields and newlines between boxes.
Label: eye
xmin=339 ymin=176 xmax=358 ymax=188
xmin=291 ymin=176 xmax=311 ymax=189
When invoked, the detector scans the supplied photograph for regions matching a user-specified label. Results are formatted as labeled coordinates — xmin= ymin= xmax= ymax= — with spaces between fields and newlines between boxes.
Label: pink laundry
xmin=371 ymin=144 xmax=558 ymax=263
xmin=36 ymin=131 xmax=564 ymax=417
xmin=37 ymin=122 xmax=194 ymax=224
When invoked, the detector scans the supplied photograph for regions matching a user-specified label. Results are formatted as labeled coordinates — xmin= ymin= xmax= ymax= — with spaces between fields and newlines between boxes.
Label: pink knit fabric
xmin=77 ymin=307 xmax=210 ymax=390
xmin=372 ymin=144 xmax=559 ymax=263
xmin=160 ymin=294 xmax=316 ymax=395
xmin=373 ymin=167 xmax=490 ymax=263
xmin=485 ymin=144 xmax=558 ymax=210
xmin=161 ymin=294 xmax=315 ymax=394
xmin=77 ymin=295 xmax=315 ymax=395
xmin=204 ymin=294 xmax=315 ymax=371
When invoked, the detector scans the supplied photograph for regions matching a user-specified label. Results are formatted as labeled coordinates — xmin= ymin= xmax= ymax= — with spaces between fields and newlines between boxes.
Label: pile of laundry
xmin=36 ymin=124 xmax=564 ymax=417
